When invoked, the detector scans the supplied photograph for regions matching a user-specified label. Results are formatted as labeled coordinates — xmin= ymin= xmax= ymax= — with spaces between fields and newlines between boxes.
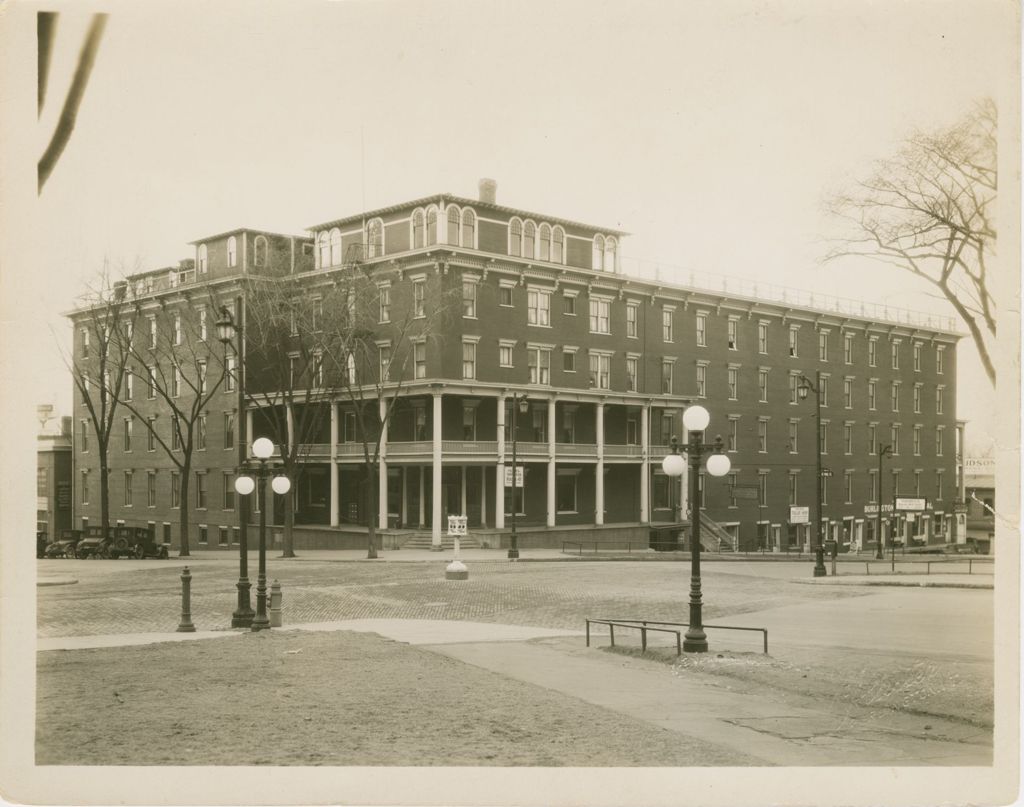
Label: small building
xmin=37 ymin=410 xmax=73 ymax=542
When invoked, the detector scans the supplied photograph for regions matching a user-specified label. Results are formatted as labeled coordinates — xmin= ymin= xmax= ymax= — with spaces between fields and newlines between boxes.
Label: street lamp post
xmin=508 ymin=394 xmax=529 ymax=560
xmin=234 ymin=437 xmax=291 ymax=631
xmin=798 ymin=372 xmax=828 ymax=578
xmin=875 ymin=444 xmax=893 ymax=559
xmin=661 ymin=404 xmax=731 ymax=653
xmin=216 ymin=303 xmax=253 ymax=628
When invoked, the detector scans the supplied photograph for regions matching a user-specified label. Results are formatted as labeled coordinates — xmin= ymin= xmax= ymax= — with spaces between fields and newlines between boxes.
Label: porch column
xmin=432 ymin=389 xmax=443 ymax=548
xmin=595 ymin=401 xmax=605 ymax=526
xmin=460 ymin=465 xmax=467 ymax=516
xmin=378 ymin=397 xmax=388 ymax=530
xmin=496 ymin=394 xmax=506 ymax=529
xmin=547 ymin=398 xmax=556 ymax=527
xmin=480 ymin=467 xmax=487 ymax=527
xmin=401 ymin=467 xmax=408 ymax=527
xmin=640 ymin=402 xmax=650 ymax=523
xmin=418 ymin=467 xmax=425 ymax=528
xmin=329 ymin=402 xmax=339 ymax=526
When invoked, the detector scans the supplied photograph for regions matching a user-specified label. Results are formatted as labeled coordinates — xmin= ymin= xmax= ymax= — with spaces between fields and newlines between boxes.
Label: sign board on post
xmin=789 ymin=506 xmax=809 ymax=524
xmin=447 ymin=515 xmax=467 ymax=536
xmin=504 ymin=467 xmax=524 ymax=487
xmin=895 ymin=497 xmax=927 ymax=511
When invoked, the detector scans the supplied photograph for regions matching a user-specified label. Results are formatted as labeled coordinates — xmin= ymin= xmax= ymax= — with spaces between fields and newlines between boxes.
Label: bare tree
xmin=823 ymin=99 xmax=997 ymax=384
xmin=112 ymin=292 xmax=228 ymax=556
xmin=64 ymin=270 xmax=137 ymax=541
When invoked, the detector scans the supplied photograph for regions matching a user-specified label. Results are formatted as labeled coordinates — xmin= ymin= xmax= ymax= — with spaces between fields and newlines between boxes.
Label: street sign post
xmin=503 ymin=466 xmax=524 ymax=487
xmin=895 ymin=497 xmax=927 ymax=511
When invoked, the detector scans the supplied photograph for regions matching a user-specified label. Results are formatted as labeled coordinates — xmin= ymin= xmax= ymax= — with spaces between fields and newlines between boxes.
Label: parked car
xmin=36 ymin=531 xmax=49 ymax=558
xmin=76 ymin=526 xmax=113 ymax=559
xmin=109 ymin=526 xmax=168 ymax=559
xmin=44 ymin=529 xmax=83 ymax=558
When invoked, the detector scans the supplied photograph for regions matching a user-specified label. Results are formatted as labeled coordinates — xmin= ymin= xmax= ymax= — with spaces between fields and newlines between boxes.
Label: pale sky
xmin=11 ymin=0 xmax=1019 ymax=453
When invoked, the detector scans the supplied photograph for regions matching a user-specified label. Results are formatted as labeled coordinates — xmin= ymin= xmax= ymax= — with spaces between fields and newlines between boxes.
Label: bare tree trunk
xmin=282 ymin=488 xmax=297 ymax=558
xmin=365 ymin=465 xmax=378 ymax=559
xmin=178 ymin=464 xmax=191 ymax=557
xmin=98 ymin=456 xmax=110 ymax=538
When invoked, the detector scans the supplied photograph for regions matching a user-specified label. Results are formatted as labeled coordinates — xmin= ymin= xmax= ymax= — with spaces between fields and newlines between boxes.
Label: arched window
xmin=412 ymin=209 xmax=425 ymax=249
xmin=197 ymin=244 xmax=208 ymax=273
xmin=226 ymin=236 xmax=237 ymax=268
xmin=461 ymin=208 xmax=476 ymax=249
xmin=329 ymin=228 xmax=342 ymax=267
xmin=552 ymin=227 xmax=565 ymax=264
xmin=425 ymin=205 xmax=438 ymax=246
xmin=539 ymin=224 xmax=551 ymax=261
xmin=523 ymin=221 xmax=536 ymax=260
xmin=592 ymin=235 xmax=605 ymax=271
xmin=317 ymin=232 xmax=330 ymax=269
xmin=509 ymin=218 xmax=523 ymax=257
xmin=366 ymin=219 xmax=383 ymax=258
xmin=604 ymin=236 xmax=617 ymax=272
xmin=447 ymin=206 xmax=461 ymax=246
xmin=253 ymin=236 xmax=268 ymax=268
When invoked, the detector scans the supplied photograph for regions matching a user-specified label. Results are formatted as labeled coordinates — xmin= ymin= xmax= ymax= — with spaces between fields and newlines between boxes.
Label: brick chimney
xmin=478 ymin=178 xmax=497 ymax=205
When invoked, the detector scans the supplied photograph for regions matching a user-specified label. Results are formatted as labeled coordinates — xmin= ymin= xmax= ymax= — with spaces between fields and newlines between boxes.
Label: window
xmin=561 ymin=408 xmax=576 ymax=443
xmin=562 ymin=293 xmax=576 ymax=316
xmin=758 ymin=419 xmax=768 ymax=453
xmin=696 ymin=314 xmax=707 ymax=346
xmin=818 ymin=331 xmax=829 ymax=361
xmin=844 ymin=423 xmax=853 ymax=454
xmin=868 ymin=423 xmax=877 ymax=455
xmin=461 ymin=209 xmax=476 ymax=248
xmin=592 ymin=235 xmax=605 ymax=270
xmin=868 ymin=380 xmax=876 ymax=410
xmin=758 ymin=369 xmax=768 ymax=402
xmin=868 ymin=470 xmax=878 ymax=503
xmin=727 ymin=318 xmax=738 ymax=350
xmin=197 ymin=244 xmax=208 ymax=273
xmin=197 ymin=414 xmax=207 ymax=450
xmin=913 ymin=384 xmax=922 ymax=413
xmin=311 ymin=299 xmax=323 ymax=332
xmin=379 ymin=345 xmax=391 ymax=382
xmin=532 ymin=407 xmax=548 ymax=442
xmin=728 ymin=473 xmax=738 ymax=507
xmin=345 ymin=353 xmax=356 ymax=385
xmin=890 ymin=382 xmax=900 ymax=412
xmin=509 ymin=218 xmax=522 ymax=256
xmin=727 ymin=418 xmax=738 ymax=452
xmin=820 ymin=377 xmax=829 ymax=407
xmin=758 ymin=322 xmax=768 ymax=354
xmin=499 ymin=282 xmax=514 ymax=307
xmin=414 ymin=342 xmax=427 ymax=379
xmin=661 ymin=360 xmax=674 ymax=394
xmin=789 ymin=373 xmax=800 ymax=405
xmin=626 ymin=416 xmax=639 ymax=445
xmin=170 ymin=472 xmax=180 ymax=508
xmin=317 ymin=232 xmax=330 ymax=267
xmin=913 ymin=342 xmax=922 ymax=372
xmin=788 ymin=420 xmax=799 ymax=453
xmin=891 ymin=340 xmax=900 ymax=370
xmin=198 ymin=360 xmax=208 ymax=394
xmin=935 ymin=427 xmax=944 ymax=456
xmin=935 ymin=472 xmax=944 ymax=501
xmin=758 ymin=472 xmax=768 ymax=506
xmin=198 ymin=525 xmax=208 ymax=546
xmin=589 ymin=352 xmax=610 ymax=389
xmin=328 ymin=228 xmax=341 ymax=266
xmin=556 ymin=470 xmax=578 ymax=513
xmin=844 ymin=472 xmax=853 ymax=504
xmin=844 ymin=378 xmax=853 ymax=409
xmin=196 ymin=472 xmax=207 ymax=509
xmin=412 ymin=209 xmax=425 ymax=249
xmin=626 ymin=356 xmax=638 ymax=391
xmin=696 ymin=364 xmax=707 ymax=397
xmin=788 ymin=474 xmax=798 ymax=506
xmin=80 ymin=420 xmax=88 ymax=452
xmin=412 ymin=408 xmax=427 ymax=441
xmin=821 ymin=472 xmax=829 ymax=505
xmin=662 ymin=308 xmax=674 ymax=342
xmin=626 ymin=302 xmax=639 ymax=338
xmin=311 ymin=353 xmax=324 ymax=388
xmin=425 ymin=206 xmax=438 ymax=246
xmin=604 ymin=237 xmax=617 ymax=271
xmin=788 ymin=326 xmax=799 ymax=357
xmin=462 ymin=405 xmax=477 ymax=440
xmin=80 ymin=470 xmax=89 ymax=505
xmin=844 ymin=333 xmax=853 ymax=364
xmin=538 ymin=224 xmax=552 ymax=261
xmin=819 ymin=420 xmax=828 ymax=454
xmin=123 ymin=417 xmax=133 ymax=451
xmin=378 ymin=285 xmax=391 ymax=323
xmin=147 ymin=365 xmax=157 ymax=399
xmin=220 ymin=472 xmax=234 ymax=510
xmin=527 ymin=289 xmax=551 ymax=326
xmin=224 ymin=412 xmax=235 ymax=449
xmin=124 ymin=471 xmax=133 ymax=507
xmin=462 ymin=281 xmax=477 ymax=318
xmin=935 ymin=386 xmax=945 ymax=414
xmin=226 ymin=353 xmax=236 ymax=392
xmin=727 ymin=367 xmax=738 ymax=400
xmin=552 ymin=226 xmax=564 ymax=263
xmin=660 ymin=413 xmax=673 ymax=445
xmin=462 ymin=341 xmax=477 ymax=380
xmin=589 ymin=297 xmax=611 ymax=334
xmin=528 ymin=347 xmax=551 ymax=385
xmin=147 ymin=472 xmax=157 ymax=507
xmin=80 ymin=328 xmax=90 ymax=358
xmin=891 ymin=424 xmax=900 ymax=456
xmin=868 ymin=337 xmax=878 ymax=367
xmin=447 ymin=206 xmax=461 ymax=246
xmin=148 ymin=316 xmax=157 ymax=349
xmin=227 ymin=236 xmax=237 ymax=267
xmin=172 ymin=425 xmax=181 ymax=451
xmin=523 ymin=221 xmax=536 ymax=259
xmin=936 ymin=345 xmax=945 ymax=374
xmin=913 ymin=425 xmax=922 ymax=456
xmin=173 ymin=313 xmax=182 ymax=345
xmin=498 ymin=341 xmax=515 ymax=369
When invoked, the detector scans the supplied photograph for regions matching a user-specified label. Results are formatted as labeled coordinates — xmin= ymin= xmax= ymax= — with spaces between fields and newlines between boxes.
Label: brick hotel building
xmin=69 ymin=180 xmax=963 ymax=552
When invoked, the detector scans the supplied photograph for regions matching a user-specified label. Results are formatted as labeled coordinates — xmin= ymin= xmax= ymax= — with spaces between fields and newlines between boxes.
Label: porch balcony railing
xmin=299 ymin=441 xmax=653 ymax=461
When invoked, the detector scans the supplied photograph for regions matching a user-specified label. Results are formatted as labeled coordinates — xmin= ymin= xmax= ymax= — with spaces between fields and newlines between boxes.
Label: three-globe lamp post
xmin=234 ymin=437 xmax=291 ymax=631
xmin=661 ymin=404 xmax=731 ymax=653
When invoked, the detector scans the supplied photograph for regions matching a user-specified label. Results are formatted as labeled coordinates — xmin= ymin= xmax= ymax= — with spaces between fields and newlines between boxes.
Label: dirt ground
xmin=36 ymin=631 xmax=760 ymax=767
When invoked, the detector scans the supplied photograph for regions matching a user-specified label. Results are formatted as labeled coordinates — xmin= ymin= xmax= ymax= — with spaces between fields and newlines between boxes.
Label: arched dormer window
xmin=226 ymin=236 xmax=237 ymax=268
xmin=552 ymin=226 xmax=565 ymax=264
xmin=539 ymin=224 xmax=552 ymax=261
xmin=253 ymin=236 xmax=268 ymax=268
xmin=329 ymin=228 xmax=342 ymax=267
xmin=509 ymin=218 xmax=523 ymax=257
xmin=461 ymin=208 xmax=476 ymax=249
xmin=447 ymin=206 xmax=461 ymax=246
xmin=317 ymin=232 xmax=330 ymax=269
xmin=197 ymin=244 xmax=208 ymax=273
xmin=366 ymin=219 xmax=383 ymax=258
xmin=592 ymin=235 xmax=605 ymax=271
xmin=523 ymin=221 xmax=536 ymax=260
xmin=412 ymin=209 xmax=425 ymax=249
xmin=604 ymin=236 xmax=617 ymax=272
xmin=425 ymin=205 xmax=438 ymax=246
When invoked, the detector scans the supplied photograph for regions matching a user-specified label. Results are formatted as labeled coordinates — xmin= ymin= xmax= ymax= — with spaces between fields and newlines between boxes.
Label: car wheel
xmin=67 ymin=547 xmax=78 ymax=559
xmin=134 ymin=545 xmax=145 ymax=559
xmin=160 ymin=546 xmax=168 ymax=559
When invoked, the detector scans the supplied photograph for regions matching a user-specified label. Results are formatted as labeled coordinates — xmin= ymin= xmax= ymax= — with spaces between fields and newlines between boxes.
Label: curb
xmin=37 ymin=577 xmax=78 ymax=587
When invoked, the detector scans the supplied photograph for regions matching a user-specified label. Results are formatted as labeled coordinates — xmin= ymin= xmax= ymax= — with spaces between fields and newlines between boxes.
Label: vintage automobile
xmin=44 ymin=529 xmax=83 ymax=558
xmin=36 ymin=531 xmax=49 ymax=558
xmin=76 ymin=526 xmax=113 ymax=559
xmin=109 ymin=526 xmax=169 ymax=559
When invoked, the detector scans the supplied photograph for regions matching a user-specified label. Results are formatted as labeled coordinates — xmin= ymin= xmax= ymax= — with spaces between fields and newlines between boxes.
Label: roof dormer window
xmin=509 ymin=217 xmax=523 ymax=257
xmin=253 ymin=235 xmax=268 ymax=267
xmin=317 ymin=231 xmax=330 ymax=268
xmin=226 ymin=236 xmax=237 ymax=268
xmin=412 ymin=209 xmax=425 ymax=249
xmin=329 ymin=228 xmax=341 ymax=266
xmin=197 ymin=244 xmax=208 ymax=274
xmin=366 ymin=218 xmax=383 ymax=258
xmin=523 ymin=221 xmax=536 ymax=260
xmin=425 ymin=205 xmax=438 ymax=246
xmin=592 ymin=235 xmax=605 ymax=271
